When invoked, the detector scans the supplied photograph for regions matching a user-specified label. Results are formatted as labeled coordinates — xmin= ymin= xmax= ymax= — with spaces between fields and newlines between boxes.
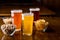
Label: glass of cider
xmin=11 ymin=10 xmax=22 ymax=31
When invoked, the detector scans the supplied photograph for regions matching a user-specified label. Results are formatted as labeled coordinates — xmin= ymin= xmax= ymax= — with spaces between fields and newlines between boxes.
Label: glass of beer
xmin=23 ymin=13 xmax=34 ymax=36
xmin=29 ymin=8 xmax=40 ymax=21
xmin=11 ymin=10 xmax=22 ymax=31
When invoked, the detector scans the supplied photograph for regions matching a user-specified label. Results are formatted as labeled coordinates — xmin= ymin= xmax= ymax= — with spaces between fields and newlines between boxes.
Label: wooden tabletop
xmin=0 ymin=30 xmax=60 ymax=40
xmin=0 ymin=17 xmax=60 ymax=40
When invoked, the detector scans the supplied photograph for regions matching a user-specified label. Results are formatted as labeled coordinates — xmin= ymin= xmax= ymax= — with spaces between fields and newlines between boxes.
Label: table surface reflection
xmin=0 ymin=30 xmax=60 ymax=40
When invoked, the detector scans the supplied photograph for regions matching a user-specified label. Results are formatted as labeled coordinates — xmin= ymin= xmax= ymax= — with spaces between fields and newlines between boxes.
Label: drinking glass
xmin=23 ymin=13 xmax=34 ymax=36
xmin=29 ymin=8 xmax=40 ymax=21
xmin=11 ymin=10 xmax=22 ymax=31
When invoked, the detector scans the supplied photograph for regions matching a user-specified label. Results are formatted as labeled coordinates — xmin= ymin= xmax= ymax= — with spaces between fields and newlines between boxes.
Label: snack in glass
xmin=34 ymin=19 xmax=49 ymax=32
xmin=1 ymin=24 xmax=16 ymax=36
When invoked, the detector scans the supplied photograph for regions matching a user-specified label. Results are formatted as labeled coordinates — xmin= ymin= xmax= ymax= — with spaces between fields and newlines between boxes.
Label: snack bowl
xmin=2 ymin=17 xmax=12 ymax=24
xmin=1 ymin=24 xmax=16 ymax=36
xmin=34 ymin=19 xmax=49 ymax=32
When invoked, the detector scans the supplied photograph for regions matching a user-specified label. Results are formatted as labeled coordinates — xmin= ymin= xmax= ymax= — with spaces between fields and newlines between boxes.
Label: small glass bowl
xmin=34 ymin=19 xmax=49 ymax=32
xmin=1 ymin=24 xmax=16 ymax=36
xmin=2 ymin=17 xmax=12 ymax=24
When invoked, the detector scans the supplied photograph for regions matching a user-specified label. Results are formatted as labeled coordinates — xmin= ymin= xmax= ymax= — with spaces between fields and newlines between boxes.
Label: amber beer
xmin=11 ymin=10 xmax=22 ymax=31
xmin=29 ymin=8 xmax=40 ymax=21
xmin=23 ymin=13 xmax=34 ymax=36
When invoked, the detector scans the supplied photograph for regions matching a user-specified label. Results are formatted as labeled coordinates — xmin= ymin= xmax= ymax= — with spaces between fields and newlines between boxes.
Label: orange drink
xmin=11 ymin=10 xmax=22 ymax=31
xmin=23 ymin=13 xmax=34 ymax=36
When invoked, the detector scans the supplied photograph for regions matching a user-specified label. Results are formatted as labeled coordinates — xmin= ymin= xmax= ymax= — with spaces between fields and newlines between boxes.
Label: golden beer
xmin=23 ymin=13 xmax=34 ymax=36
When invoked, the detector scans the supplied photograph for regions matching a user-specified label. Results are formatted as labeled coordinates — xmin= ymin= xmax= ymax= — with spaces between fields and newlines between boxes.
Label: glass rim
xmin=23 ymin=13 xmax=34 ymax=16
xmin=29 ymin=8 xmax=40 ymax=11
xmin=11 ymin=10 xmax=22 ymax=13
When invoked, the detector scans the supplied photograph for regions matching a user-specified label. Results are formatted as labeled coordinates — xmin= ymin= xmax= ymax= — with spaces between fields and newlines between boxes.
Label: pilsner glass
xmin=29 ymin=8 xmax=40 ymax=21
xmin=11 ymin=10 xmax=22 ymax=31
xmin=23 ymin=13 xmax=34 ymax=36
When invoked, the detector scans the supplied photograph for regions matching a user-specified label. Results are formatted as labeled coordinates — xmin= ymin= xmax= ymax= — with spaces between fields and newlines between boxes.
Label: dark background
xmin=0 ymin=0 xmax=60 ymax=15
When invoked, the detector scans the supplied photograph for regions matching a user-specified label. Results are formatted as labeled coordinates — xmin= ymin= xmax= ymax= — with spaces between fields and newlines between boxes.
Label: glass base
xmin=43 ymin=27 xmax=47 ymax=32
xmin=15 ymin=29 xmax=21 ymax=31
xmin=23 ymin=33 xmax=32 ymax=36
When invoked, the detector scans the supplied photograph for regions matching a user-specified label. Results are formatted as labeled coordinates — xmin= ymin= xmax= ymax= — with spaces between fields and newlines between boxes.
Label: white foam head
xmin=29 ymin=8 xmax=40 ymax=11
xmin=11 ymin=10 xmax=22 ymax=13
xmin=24 ymin=13 xmax=34 ymax=16
xmin=11 ymin=10 xmax=22 ymax=17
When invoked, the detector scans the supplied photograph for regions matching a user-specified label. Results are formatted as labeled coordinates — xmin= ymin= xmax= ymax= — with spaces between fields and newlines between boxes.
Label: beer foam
xmin=11 ymin=10 xmax=22 ymax=16
xmin=11 ymin=10 xmax=22 ymax=12
xmin=24 ymin=13 xmax=34 ymax=16
xmin=3 ymin=18 xmax=12 ymax=24
xmin=11 ymin=13 xmax=14 ymax=16
xmin=29 ymin=8 xmax=40 ymax=11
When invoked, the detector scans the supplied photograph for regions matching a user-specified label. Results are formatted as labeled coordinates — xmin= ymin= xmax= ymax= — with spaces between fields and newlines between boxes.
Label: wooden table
xmin=0 ymin=30 xmax=60 ymax=40
xmin=0 ymin=17 xmax=60 ymax=40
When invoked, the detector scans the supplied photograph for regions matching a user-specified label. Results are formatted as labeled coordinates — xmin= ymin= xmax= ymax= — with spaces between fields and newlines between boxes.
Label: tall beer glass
xmin=29 ymin=8 xmax=40 ymax=21
xmin=23 ymin=13 xmax=34 ymax=36
xmin=11 ymin=10 xmax=22 ymax=31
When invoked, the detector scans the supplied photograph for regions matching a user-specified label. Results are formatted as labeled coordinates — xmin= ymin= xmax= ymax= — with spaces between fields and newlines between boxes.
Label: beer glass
xmin=29 ymin=8 xmax=40 ymax=21
xmin=23 ymin=13 xmax=34 ymax=36
xmin=11 ymin=10 xmax=22 ymax=31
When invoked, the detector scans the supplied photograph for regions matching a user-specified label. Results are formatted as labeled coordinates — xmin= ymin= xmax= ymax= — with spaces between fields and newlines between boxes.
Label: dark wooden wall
xmin=41 ymin=0 xmax=60 ymax=8
xmin=0 ymin=0 xmax=60 ymax=14
xmin=0 ymin=0 xmax=60 ymax=8
xmin=41 ymin=0 xmax=60 ymax=13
